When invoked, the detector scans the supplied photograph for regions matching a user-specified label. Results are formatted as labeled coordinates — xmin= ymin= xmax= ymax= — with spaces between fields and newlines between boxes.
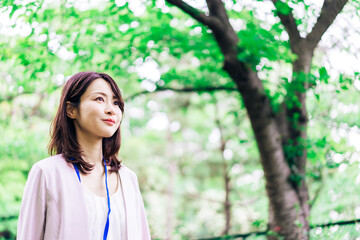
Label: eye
xmin=114 ymin=100 xmax=119 ymax=106
xmin=96 ymin=97 xmax=104 ymax=102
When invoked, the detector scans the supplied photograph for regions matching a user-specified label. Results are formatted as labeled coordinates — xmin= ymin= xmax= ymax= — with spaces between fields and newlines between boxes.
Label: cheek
xmin=118 ymin=111 xmax=123 ymax=122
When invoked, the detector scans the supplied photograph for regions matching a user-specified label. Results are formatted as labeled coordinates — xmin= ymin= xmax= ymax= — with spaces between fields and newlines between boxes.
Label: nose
xmin=105 ymin=102 xmax=116 ymax=115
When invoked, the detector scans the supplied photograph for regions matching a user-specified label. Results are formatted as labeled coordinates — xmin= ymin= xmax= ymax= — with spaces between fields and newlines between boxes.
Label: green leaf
xmin=275 ymin=1 xmax=292 ymax=15
xmin=319 ymin=67 xmax=329 ymax=84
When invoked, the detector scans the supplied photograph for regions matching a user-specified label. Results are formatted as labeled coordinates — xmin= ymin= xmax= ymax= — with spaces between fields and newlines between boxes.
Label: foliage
xmin=0 ymin=0 xmax=360 ymax=239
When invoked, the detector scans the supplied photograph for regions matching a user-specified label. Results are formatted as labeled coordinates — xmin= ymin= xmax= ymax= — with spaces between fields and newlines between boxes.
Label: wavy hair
xmin=48 ymin=71 xmax=124 ymax=174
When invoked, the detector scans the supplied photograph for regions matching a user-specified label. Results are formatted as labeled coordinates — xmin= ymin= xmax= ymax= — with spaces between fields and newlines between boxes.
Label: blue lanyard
xmin=72 ymin=157 xmax=111 ymax=240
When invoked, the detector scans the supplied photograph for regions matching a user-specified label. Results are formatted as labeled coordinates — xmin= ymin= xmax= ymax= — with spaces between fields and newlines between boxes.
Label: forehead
xmin=84 ymin=78 xmax=115 ymax=96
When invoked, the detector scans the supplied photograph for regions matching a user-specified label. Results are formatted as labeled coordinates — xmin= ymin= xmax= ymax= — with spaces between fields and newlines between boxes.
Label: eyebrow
xmin=90 ymin=91 xmax=118 ymax=99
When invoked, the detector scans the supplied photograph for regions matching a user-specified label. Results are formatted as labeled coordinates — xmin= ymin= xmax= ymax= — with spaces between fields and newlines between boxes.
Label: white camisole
xmin=82 ymin=173 xmax=127 ymax=240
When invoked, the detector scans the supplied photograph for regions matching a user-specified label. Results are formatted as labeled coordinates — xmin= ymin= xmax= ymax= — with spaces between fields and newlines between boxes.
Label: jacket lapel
xmin=119 ymin=167 xmax=138 ymax=239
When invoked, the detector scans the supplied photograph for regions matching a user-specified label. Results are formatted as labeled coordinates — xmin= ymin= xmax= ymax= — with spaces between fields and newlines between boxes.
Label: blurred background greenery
xmin=1 ymin=0 xmax=360 ymax=239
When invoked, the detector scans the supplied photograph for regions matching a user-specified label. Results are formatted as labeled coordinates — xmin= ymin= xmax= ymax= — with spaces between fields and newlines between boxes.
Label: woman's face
xmin=68 ymin=78 xmax=123 ymax=141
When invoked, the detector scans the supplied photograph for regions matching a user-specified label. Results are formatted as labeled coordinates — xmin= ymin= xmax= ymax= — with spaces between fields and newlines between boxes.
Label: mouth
xmin=103 ymin=119 xmax=116 ymax=126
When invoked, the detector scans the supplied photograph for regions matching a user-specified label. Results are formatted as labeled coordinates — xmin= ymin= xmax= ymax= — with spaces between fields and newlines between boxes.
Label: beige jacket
xmin=17 ymin=154 xmax=150 ymax=240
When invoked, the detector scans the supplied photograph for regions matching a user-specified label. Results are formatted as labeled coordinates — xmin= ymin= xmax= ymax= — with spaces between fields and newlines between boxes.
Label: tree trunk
xmin=214 ymin=103 xmax=232 ymax=235
xmin=166 ymin=129 xmax=176 ymax=240
xmin=228 ymin=65 xmax=307 ymax=240
xmin=165 ymin=0 xmax=349 ymax=239
xmin=281 ymin=47 xmax=314 ymax=236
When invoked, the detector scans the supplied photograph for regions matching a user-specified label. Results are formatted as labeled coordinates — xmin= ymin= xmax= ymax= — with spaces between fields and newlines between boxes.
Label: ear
xmin=66 ymin=101 xmax=77 ymax=119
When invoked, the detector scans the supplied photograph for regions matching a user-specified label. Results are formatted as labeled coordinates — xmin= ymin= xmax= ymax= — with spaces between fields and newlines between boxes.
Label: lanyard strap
xmin=103 ymin=158 xmax=111 ymax=240
xmin=72 ymin=158 xmax=111 ymax=240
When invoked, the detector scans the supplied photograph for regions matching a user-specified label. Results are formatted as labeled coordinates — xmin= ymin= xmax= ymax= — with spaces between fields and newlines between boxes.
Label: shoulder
xmin=30 ymin=154 xmax=72 ymax=178
xmin=27 ymin=154 xmax=79 ymax=195
xmin=118 ymin=164 xmax=141 ymax=188
xmin=24 ymin=155 xmax=69 ymax=194
xmin=34 ymin=154 xmax=69 ymax=170
xmin=118 ymin=164 xmax=137 ymax=179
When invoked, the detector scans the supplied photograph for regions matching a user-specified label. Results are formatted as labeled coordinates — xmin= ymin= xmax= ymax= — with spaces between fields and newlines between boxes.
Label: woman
xmin=17 ymin=72 xmax=150 ymax=240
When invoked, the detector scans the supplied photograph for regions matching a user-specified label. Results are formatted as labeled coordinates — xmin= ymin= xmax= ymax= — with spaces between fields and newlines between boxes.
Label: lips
xmin=103 ymin=118 xmax=116 ymax=125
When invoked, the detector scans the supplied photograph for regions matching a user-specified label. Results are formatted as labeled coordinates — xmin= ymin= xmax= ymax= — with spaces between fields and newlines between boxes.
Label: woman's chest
xmin=81 ymin=171 xmax=119 ymax=197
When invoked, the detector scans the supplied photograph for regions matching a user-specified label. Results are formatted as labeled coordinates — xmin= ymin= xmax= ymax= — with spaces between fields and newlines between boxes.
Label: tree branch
xmin=198 ymin=218 xmax=360 ymax=240
xmin=271 ymin=0 xmax=301 ymax=46
xmin=165 ymin=0 xmax=222 ymax=31
xmin=206 ymin=0 xmax=230 ymax=28
xmin=0 ymin=84 xmax=62 ymax=103
xmin=0 ymin=92 xmax=32 ymax=103
xmin=157 ymin=188 xmax=258 ymax=206
xmin=124 ymin=86 xmax=238 ymax=101
xmin=306 ymin=0 xmax=349 ymax=50
xmin=166 ymin=0 xmax=239 ymax=57
xmin=309 ymin=182 xmax=323 ymax=210
xmin=205 ymin=0 xmax=239 ymax=47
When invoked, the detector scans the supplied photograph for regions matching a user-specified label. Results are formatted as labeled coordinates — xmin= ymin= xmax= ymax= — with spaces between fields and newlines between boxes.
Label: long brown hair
xmin=48 ymin=71 xmax=125 ymax=174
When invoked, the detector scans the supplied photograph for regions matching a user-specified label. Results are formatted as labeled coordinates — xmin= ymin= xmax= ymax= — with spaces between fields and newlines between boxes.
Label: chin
xmin=102 ymin=131 xmax=117 ymax=138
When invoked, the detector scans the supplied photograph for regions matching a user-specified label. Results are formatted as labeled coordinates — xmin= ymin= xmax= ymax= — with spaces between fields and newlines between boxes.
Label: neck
xmin=76 ymin=133 xmax=103 ymax=169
